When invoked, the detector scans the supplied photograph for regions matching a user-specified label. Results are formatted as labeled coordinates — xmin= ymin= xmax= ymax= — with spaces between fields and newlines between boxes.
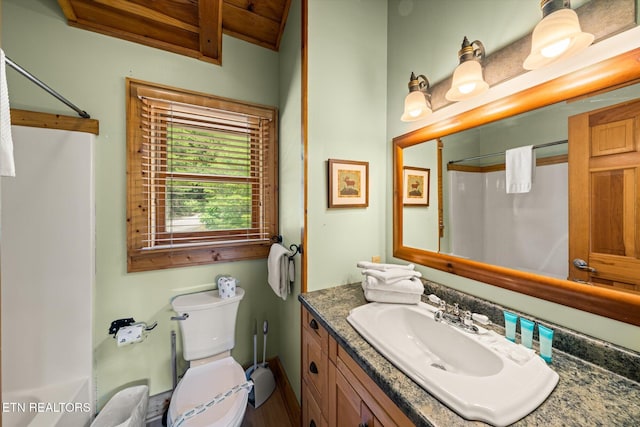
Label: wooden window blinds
xmin=126 ymin=79 xmax=278 ymax=272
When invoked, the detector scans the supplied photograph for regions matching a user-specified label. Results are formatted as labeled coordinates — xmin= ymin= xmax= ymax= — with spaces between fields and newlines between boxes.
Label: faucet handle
xmin=462 ymin=311 xmax=473 ymax=326
xmin=452 ymin=303 xmax=460 ymax=315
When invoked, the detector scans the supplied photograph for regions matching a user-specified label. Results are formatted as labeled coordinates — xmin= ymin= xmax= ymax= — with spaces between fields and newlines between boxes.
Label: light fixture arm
xmin=408 ymin=72 xmax=430 ymax=94
xmin=458 ymin=37 xmax=485 ymax=64
xmin=541 ymin=0 xmax=571 ymax=18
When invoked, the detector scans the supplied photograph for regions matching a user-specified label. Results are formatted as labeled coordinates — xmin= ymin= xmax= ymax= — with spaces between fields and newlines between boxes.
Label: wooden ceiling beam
xmin=93 ymin=0 xmax=199 ymax=33
xmin=199 ymin=0 xmax=223 ymax=61
xmin=57 ymin=0 xmax=78 ymax=21
xmin=222 ymin=2 xmax=281 ymax=50
xmin=56 ymin=0 xmax=292 ymax=65
xmin=224 ymin=0 xmax=288 ymax=22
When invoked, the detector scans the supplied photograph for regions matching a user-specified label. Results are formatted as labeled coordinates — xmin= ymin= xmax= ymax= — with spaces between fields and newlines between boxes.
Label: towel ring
xmin=289 ymin=243 xmax=302 ymax=258
xmin=271 ymin=235 xmax=302 ymax=259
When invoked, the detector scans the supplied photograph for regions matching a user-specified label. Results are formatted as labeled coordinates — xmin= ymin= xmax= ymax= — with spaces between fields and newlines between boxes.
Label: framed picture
xmin=403 ymin=166 xmax=430 ymax=206
xmin=328 ymin=159 xmax=369 ymax=208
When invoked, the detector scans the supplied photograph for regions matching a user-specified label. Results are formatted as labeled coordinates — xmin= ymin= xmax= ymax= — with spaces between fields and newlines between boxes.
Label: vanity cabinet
xmin=302 ymin=306 xmax=329 ymax=427
xmin=301 ymin=306 xmax=413 ymax=427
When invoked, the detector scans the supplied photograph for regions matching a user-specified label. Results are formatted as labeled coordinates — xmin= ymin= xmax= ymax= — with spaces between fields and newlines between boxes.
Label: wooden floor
xmin=241 ymin=383 xmax=297 ymax=427
xmin=241 ymin=357 xmax=300 ymax=427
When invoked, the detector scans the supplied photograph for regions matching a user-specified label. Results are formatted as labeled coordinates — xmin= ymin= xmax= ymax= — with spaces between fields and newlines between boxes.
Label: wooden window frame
xmin=126 ymin=78 xmax=278 ymax=272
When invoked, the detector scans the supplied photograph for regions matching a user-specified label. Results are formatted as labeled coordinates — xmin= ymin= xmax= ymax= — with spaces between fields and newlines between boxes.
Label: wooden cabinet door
xmin=334 ymin=368 xmax=378 ymax=427
xmin=568 ymin=98 xmax=640 ymax=292
xmin=302 ymin=328 xmax=328 ymax=409
xmin=302 ymin=381 xmax=327 ymax=427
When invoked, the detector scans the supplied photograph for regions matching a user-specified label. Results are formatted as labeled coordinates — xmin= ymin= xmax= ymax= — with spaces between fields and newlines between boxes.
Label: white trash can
xmin=91 ymin=385 xmax=149 ymax=427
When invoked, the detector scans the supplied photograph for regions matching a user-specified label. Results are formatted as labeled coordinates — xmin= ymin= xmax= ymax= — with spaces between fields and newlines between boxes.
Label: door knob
xmin=572 ymin=258 xmax=597 ymax=273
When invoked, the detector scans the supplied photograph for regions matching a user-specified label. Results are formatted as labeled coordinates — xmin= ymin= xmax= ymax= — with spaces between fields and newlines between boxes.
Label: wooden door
xmin=568 ymin=98 xmax=640 ymax=293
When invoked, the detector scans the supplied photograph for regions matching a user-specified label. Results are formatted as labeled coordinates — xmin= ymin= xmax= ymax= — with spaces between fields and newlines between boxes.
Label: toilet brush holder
xmin=245 ymin=364 xmax=276 ymax=408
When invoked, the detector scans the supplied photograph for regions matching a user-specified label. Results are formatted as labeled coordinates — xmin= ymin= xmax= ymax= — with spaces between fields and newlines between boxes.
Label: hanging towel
xmin=0 ymin=49 xmax=15 ymax=177
xmin=506 ymin=145 xmax=534 ymax=194
xmin=267 ymin=243 xmax=294 ymax=300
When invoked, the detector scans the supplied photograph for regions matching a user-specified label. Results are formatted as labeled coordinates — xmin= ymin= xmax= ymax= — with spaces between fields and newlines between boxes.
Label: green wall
xmin=386 ymin=0 xmax=640 ymax=352
xmin=2 ymin=0 xmax=292 ymax=408
xmin=306 ymin=0 xmax=388 ymax=291
xmin=276 ymin=0 xmax=303 ymax=402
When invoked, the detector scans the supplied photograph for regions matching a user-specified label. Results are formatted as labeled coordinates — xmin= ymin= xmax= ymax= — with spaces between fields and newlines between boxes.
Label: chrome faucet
xmin=427 ymin=294 xmax=490 ymax=333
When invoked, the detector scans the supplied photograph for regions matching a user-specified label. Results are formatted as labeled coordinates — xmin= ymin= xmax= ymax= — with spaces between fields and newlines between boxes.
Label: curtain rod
xmin=5 ymin=56 xmax=90 ymax=119
xmin=448 ymin=139 xmax=568 ymax=165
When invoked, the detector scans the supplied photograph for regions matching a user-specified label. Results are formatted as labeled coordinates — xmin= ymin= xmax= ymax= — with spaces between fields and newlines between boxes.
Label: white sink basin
xmin=347 ymin=302 xmax=559 ymax=426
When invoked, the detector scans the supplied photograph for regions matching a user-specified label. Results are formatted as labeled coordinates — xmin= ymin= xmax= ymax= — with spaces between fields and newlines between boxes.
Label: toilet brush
xmin=262 ymin=320 xmax=268 ymax=367
xmin=253 ymin=320 xmax=258 ymax=373
xmin=247 ymin=319 xmax=276 ymax=408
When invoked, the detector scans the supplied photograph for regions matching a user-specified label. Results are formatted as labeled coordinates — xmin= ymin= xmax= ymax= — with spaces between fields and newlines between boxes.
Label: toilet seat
xmin=168 ymin=357 xmax=248 ymax=427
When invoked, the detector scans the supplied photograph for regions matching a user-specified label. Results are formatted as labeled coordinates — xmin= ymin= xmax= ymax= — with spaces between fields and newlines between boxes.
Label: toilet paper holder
xmin=109 ymin=317 xmax=158 ymax=338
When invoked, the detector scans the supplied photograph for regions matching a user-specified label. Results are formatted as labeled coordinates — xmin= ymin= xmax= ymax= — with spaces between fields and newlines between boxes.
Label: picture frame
xmin=403 ymin=166 xmax=430 ymax=206
xmin=328 ymin=159 xmax=369 ymax=208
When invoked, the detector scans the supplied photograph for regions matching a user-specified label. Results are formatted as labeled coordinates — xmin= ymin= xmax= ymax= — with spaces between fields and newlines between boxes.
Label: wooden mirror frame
xmin=393 ymin=47 xmax=640 ymax=326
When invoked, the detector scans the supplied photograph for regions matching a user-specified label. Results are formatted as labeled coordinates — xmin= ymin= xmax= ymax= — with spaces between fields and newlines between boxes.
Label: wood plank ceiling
xmin=57 ymin=0 xmax=291 ymax=65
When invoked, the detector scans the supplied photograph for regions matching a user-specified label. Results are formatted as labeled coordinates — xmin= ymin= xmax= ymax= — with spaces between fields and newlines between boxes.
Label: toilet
xmin=168 ymin=288 xmax=248 ymax=427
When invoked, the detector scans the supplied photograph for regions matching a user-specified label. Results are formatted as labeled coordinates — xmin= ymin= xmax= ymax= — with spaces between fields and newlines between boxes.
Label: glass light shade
xmin=445 ymin=60 xmax=489 ymax=101
xmin=401 ymin=91 xmax=431 ymax=122
xmin=523 ymin=8 xmax=594 ymax=70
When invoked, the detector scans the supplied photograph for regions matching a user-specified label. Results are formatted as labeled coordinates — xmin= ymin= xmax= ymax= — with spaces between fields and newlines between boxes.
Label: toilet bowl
xmin=167 ymin=357 xmax=248 ymax=427
xmin=168 ymin=288 xmax=248 ymax=427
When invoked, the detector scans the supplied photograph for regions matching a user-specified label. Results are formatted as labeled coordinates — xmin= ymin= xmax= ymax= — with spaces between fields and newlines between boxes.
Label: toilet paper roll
xmin=116 ymin=324 xmax=145 ymax=347
xmin=218 ymin=276 xmax=237 ymax=299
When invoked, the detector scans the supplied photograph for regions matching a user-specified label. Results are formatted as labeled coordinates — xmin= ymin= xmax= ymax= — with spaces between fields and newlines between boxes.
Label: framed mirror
xmin=393 ymin=47 xmax=640 ymax=326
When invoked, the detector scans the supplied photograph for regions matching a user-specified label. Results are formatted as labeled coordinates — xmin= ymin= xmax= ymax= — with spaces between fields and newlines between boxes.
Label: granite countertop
xmin=299 ymin=283 xmax=640 ymax=427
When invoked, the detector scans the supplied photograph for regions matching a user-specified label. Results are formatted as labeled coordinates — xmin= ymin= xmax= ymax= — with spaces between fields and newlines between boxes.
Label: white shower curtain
xmin=448 ymin=164 xmax=568 ymax=279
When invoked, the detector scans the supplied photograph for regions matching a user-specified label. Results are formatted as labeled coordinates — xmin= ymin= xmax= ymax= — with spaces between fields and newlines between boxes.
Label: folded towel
xmin=362 ymin=275 xmax=424 ymax=294
xmin=506 ymin=145 xmax=534 ymax=194
xmin=362 ymin=268 xmax=422 ymax=284
xmin=267 ymin=243 xmax=294 ymax=300
xmin=357 ymin=261 xmax=414 ymax=271
xmin=0 ymin=49 xmax=15 ymax=177
xmin=362 ymin=287 xmax=422 ymax=305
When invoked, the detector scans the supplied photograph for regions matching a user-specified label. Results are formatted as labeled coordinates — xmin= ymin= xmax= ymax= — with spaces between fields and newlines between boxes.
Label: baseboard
xmin=146 ymin=389 xmax=172 ymax=422
xmin=268 ymin=356 xmax=301 ymax=425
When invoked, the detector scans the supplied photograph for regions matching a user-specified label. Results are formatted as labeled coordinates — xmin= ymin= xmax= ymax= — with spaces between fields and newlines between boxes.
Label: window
xmin=126 ymin=79 xmax=278 ymax=272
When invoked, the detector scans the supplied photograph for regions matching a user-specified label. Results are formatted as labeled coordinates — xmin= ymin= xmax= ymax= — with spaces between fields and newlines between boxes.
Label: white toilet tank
xmin=171 ymin=288 xmax=245 ymax=361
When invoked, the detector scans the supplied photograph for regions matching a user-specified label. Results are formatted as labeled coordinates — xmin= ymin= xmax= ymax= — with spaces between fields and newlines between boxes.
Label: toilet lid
xmin=169 ymin=357 xmax=248 ymax=427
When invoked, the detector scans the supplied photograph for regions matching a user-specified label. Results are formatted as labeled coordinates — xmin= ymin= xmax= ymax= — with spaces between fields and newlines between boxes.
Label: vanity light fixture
xmin=445 ymin=37 xmax=489 ymax=102
xmin=401 ymin=72 xmax=432 ymax=122
xmin=523 ymin=0 xmax=594 ymax=70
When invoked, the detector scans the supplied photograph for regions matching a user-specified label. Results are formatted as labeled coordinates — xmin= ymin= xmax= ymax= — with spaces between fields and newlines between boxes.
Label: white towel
xmin=356 ymin=261 xmax=414 ymax=271
xmin=0 ymin=49 xmax=15 ymax=177
xmin=362 ymin=275 xmax=424 ymax=294
xmin=361 ymin=268 xmax=422 ymax=284
xmin=506 ymin=145 xmax=534 ymax=194
xmin=362 ymin=287 xmax=422 ymax=305
xmin=267 ymin=243 xmax=294 ymax=300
